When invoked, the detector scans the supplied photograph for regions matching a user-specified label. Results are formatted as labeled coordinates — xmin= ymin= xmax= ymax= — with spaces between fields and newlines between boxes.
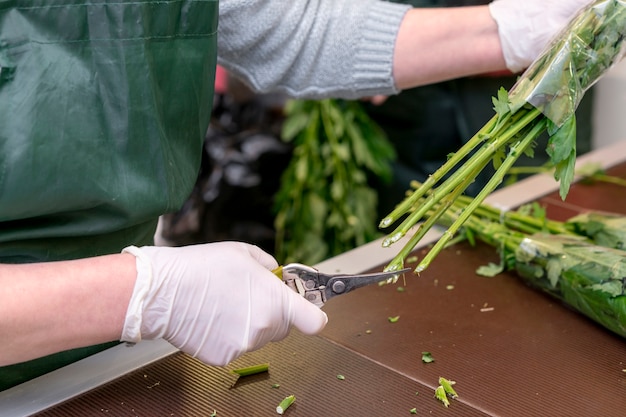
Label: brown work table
xmin=3 ymin=143 xmax=626 ymax=416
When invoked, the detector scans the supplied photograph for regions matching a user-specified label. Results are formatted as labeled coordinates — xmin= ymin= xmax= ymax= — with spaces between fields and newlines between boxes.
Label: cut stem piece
xmin=276 ymin=394 xmax=296 ymax=415
xmin=231 ymin=362 xmax=270 ymax=377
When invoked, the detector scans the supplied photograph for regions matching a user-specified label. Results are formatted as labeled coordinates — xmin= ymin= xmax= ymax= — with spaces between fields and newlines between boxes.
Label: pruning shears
xmin=273 ymin=263 xmax=411 ymax=308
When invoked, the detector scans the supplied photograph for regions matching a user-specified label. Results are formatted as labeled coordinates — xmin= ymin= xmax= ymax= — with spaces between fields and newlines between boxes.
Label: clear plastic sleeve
xmin=514 ymin=233 xmax=626 ymax=338
xmin=509 ymin=0 xmax=626 ymax=126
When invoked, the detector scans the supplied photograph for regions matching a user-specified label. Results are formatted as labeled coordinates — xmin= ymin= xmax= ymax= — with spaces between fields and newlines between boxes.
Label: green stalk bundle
xmin=275 ymin=99 xmax=395 ymax=265
xmin=427 ymin=198 xmax=626 ymax=338
xmin=380 ymin=0 xmax=626 ymax=274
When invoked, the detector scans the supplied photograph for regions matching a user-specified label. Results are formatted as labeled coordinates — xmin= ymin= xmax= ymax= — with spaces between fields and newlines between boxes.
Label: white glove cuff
xmin=488 ymin=2 xmax=532 ymax=74
xmin=120 ymin=245 xmax=154 ymax=344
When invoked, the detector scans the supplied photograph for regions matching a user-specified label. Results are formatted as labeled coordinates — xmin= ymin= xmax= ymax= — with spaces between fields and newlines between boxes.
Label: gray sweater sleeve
xmin=217 ymin=0 xmax=411 ymax=99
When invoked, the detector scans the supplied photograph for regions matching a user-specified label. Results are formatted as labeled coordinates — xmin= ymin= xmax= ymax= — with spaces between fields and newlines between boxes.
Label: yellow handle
xmin=272 ymin=265 xmax=284 ymax=280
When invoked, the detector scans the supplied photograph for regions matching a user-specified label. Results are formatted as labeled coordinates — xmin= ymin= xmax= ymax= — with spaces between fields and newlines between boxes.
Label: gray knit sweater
xmin=218 ymin=0 xmax=411 ymax=99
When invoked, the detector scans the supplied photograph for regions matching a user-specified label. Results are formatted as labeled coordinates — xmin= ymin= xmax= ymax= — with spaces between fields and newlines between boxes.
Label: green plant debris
xmin=409 ymin=407 xmax=417 ymax=414
xmin=476 ymin=261 xmax=504 ymax=277
xmin=276 ymin=394 xmax=296 ymax=415
xmin=210 ymin=411 xmax=217 ymax=417
xmin=230 ymin=362 xmax=270 ymax=388
xmin=231 ymin=363 xmax=269 ymax=377
xmin=439 ymin=377 xmax=458 ymax=398
xmin=397 ymin=286 xmax=406 ymax=292
xmin=421 ymin=352 xmax=434 ymax=363
xmin=336 ymin=374 xmax=345 ymax=380
xmin=434 ymin=385 xmax=451 ymax=408
xmin=434 ymin=377 xmax=459 ymax=408
xmin=388 ymin=315 xmax=400 ymax=323
xmin=407 ymin=256 xmax=418 ymax=263
xmin=271 ymin=383 xmax=280 ymax=389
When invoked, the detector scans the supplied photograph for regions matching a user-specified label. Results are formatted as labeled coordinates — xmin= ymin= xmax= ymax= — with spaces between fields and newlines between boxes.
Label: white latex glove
xmin=121 ymin=242 xmax=328 ymax=366
xmin=489 ymin=0 xmax=593 ymax=73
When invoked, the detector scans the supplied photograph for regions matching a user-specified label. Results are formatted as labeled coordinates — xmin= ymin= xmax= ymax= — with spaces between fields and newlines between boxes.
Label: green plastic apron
xmin=0 ymin=0 xmax=218 ymax=391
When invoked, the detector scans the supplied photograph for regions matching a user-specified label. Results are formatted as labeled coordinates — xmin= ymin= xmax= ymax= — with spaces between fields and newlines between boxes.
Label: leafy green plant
xmin=274 ymin=99 xmax=395 ymax=264
xmin=380 ymin=0 xmax=626 ymax=274
xmin=430 ymin=197 xmax=626 ymax=338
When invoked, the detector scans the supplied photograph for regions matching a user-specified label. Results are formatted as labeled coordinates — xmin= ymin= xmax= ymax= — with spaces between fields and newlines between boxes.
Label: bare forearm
xmin=0 ymin=253 xmax=136 ymax=366
xmin=393 ymin=6 xmax=506 ymax=89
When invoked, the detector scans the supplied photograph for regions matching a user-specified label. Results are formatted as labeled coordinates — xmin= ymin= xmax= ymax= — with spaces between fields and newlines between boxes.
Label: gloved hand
xmin=121 ymin=242 xmax=328 ymax=366
xmin=489 ymin=0 xmax=593 ymax=73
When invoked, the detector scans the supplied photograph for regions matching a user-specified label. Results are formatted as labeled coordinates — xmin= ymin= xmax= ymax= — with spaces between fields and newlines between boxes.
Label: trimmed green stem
xmin=416 ymin=118 xmax=546 ymax=272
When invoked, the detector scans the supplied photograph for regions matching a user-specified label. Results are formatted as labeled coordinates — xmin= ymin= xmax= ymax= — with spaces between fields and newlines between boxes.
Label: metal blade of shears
xmin=273 ymin=263 xmax=412 ymax=307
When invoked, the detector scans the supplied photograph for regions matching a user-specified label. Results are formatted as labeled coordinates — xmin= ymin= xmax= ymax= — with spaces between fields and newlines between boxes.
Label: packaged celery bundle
xmin=515 ymin=234 xmax=626 ymax=338
xmin=425 ymin=198 xmax=626 ymax=338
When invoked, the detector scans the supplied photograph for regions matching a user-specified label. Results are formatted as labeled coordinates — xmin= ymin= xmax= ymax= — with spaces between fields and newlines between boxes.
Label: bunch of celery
xmin=426 ymin=198 xmax=626 ymax=338
xmin=515 ymin=234 xmax=626 ymax=338
xmin=274 ymin=99 xmax=395 ymax=264
xmin=381 ymin=0 xmax=626 ymax=274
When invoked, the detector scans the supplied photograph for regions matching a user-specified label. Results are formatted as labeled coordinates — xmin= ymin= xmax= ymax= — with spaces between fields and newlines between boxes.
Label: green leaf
xmin=531 ymin=202 xmax=546 ymax=221
xmin=522 ymin=140 xmax=536 ymax=158
xmin=554 ymin=152 xmax=577 ymax=200
xmin=492 ymin=146 xmax=506 ymax=170
xmin=280 ymin=111 xmax=309 ymax=142
xmin=545 ymin=258 xmax=563 ymax=288
xmin=546 ymin=115 xmax=576 ymax=200
xmin=476 ymin=262 xmax=504 ymax=277
xmin=334 ymin=143 xmax=351 ymax=162
xmin=590 ymin=280 xmax=624 ymax=297
xmin=330 ymin=180 xmax=344 ymax=201
xmin=546 ymin=116 xmax=576 ymax=164
xmin=421 ymin=352 xmax=434 ymax=363
xmin=294 ymin=157 xmax=308 ymax=182
xmin=492 ymin=87 xmax=510 ymax=116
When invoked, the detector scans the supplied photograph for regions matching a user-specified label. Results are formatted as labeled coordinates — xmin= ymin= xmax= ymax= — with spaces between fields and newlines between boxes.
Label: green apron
xmin=0 ymin=0 xmax=218 ymax=391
